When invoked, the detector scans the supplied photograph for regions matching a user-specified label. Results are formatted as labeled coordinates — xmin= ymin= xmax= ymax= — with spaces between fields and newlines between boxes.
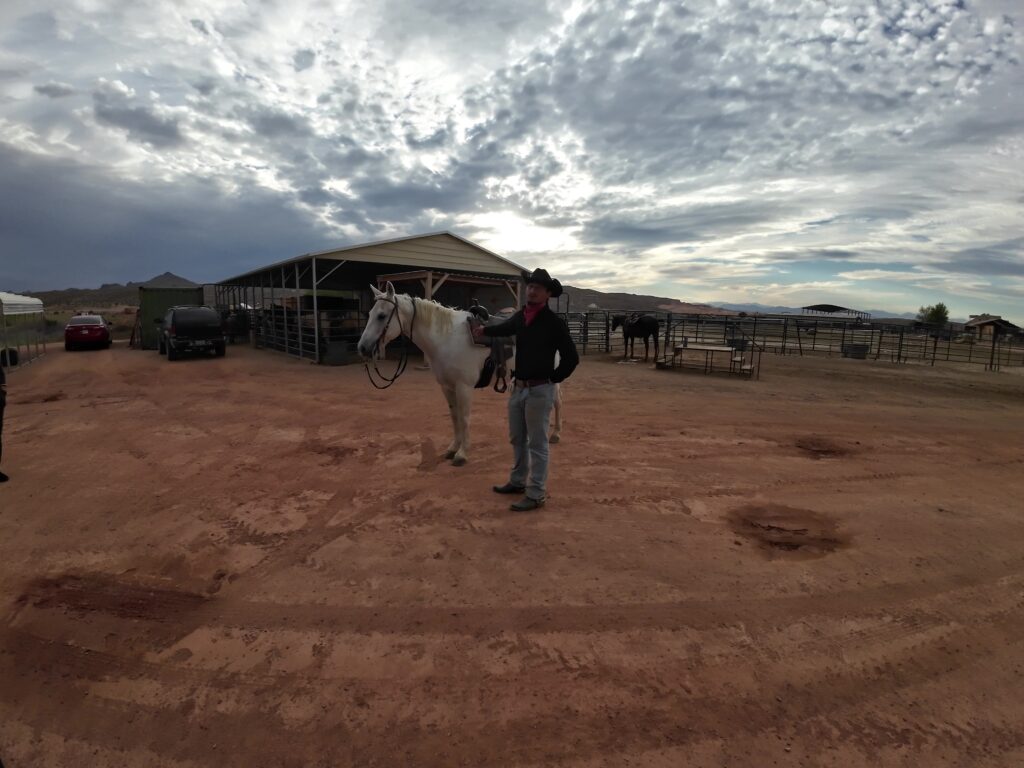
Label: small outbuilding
xmin=0 ymin=291 xmax=46 ymax=369
xmin=134 ymin=274 xmax=204 ymax=350
xmin=965 ymin=314 xmax=1021 ymax=339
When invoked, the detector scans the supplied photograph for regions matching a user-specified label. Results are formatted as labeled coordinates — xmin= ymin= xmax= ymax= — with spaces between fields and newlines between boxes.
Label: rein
xmin=365 ymin=296 xmax=418 ymax=389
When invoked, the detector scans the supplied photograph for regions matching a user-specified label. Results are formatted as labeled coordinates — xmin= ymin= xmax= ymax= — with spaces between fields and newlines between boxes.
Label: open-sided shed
xmin=1 ymin=291 xmax=46 ymax=369
xmin=216 ymin=232 xmax=527 ymax=364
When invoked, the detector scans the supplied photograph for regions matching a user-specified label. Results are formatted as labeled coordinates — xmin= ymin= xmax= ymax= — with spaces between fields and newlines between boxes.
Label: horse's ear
xmin=370 ymin=284 xmax=383 ymax=299
xmin=384 ymin=281 xmax=395 ymax=299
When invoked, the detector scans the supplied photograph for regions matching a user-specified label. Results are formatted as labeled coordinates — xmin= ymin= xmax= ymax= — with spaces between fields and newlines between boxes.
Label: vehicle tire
xmin=167 ymin=345 xmax=178 ymax=361
xmin=105 ymin=340 xmax=112 ymax=349
xmin=64 ymin=341 xmax=72 ymax=352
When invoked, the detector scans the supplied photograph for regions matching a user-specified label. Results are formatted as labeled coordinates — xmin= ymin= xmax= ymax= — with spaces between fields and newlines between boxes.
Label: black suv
xmin=156 ymin=306 xmax=226 ymax=360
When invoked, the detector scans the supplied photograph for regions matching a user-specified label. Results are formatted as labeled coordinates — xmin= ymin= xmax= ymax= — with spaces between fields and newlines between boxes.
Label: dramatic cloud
xmin=0 ymin=0 xmax=1020 ymax=319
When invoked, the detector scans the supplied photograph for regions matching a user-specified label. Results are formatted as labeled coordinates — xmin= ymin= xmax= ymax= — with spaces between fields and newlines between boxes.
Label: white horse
xmin=357 ymin=282 xmax=562 ymax=466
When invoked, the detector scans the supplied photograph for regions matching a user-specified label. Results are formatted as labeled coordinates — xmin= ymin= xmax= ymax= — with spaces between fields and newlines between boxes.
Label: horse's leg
xmin=653 ymin=328 xmax=659 ymax=360
xmin=550 ymin=384 xmax=562 ymax=443
xmin=442 ymin=384 xmax=459 ymax=459
xmin=643 ymin=335 xmax=650 ymax=362
xmin=451 ymin=383 xmax=472 ymax=466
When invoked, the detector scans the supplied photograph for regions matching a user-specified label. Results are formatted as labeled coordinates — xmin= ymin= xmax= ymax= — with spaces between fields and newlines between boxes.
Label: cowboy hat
xmin=523 ymin=268 xmax=563 ymax=298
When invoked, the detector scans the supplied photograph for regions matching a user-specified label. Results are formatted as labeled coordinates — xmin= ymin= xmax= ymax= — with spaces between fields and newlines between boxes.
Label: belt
xmin=516 ymin=378 xmax=551 ymax=387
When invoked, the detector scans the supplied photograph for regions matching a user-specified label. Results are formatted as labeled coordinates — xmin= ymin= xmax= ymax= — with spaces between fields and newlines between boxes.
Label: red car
xmin=64 ymin=314 xmax=112 ymax=351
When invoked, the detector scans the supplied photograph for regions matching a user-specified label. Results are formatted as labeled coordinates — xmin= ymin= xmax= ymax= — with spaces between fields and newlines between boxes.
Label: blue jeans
xmin=507 ymin=382 xmax=556 ymax=500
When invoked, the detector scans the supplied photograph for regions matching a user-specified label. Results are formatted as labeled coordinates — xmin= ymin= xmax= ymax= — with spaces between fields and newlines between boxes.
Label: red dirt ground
xmin=1 ymin=344 xmax=1023 ymax=767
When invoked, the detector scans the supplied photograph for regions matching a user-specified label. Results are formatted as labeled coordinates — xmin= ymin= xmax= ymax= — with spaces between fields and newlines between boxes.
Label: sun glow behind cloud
xmin=0 ymin=0 xmax=1020 ymax=318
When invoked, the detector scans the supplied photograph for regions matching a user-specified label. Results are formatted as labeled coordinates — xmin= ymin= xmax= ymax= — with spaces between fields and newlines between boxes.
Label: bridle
xmin=364 ymin=295 xmax=418 ymax=390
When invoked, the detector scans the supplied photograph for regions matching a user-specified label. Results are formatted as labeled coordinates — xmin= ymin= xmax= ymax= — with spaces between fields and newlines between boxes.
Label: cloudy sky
xmin=1 ymin=0 xmax=1021 ymax=318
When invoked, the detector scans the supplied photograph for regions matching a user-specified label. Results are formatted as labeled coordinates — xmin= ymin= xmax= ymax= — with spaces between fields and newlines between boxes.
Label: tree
xmin=917 ymin=302 xmax=950 ymax=325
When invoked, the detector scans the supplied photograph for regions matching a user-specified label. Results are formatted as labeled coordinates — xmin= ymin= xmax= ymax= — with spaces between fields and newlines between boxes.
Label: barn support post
xmin=260 ymin=272 xmax=267 ymax=348
xmin=1 ymin=309 xmax=9 ymax=368
xmin=295 ymin=262 xmax=303 ymax=360
xmin=281 ymin=266 xmax=289 ymax=356
xmin=312 ymin=257 xmax=320 ymax=364
xmin=664 ymin=312 xmax=672 ymax=363
xmin=271 ymin=269 xmax=279 ymax=351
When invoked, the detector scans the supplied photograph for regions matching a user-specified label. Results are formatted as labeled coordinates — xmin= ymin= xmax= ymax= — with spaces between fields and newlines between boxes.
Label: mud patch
xmin=15 ymin=572 xmax=207 ymax=621
xmin=727 ymin=504 xmax=849 ymax=559
xmin=794 ymin=435 xmax=850 ymax=460
xmin=16 ymin=391 xmax=66 ymax=404
xmin=309 ymin=441 xmax=360 ymax=462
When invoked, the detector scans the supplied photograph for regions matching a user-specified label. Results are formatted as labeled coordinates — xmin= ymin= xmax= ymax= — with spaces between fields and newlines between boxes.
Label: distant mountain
xmin=709 ymin=301 xmax=917 ymax=320
xmin=33 ymin=272 xmax=197 ymax=308
xmin=560 ymin=285 xmax=732 ymax=315
xmin=136 ymin=272 xmax=199 ymax=289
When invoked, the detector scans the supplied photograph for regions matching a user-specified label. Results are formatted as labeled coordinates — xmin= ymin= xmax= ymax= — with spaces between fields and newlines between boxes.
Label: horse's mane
xmin=402 ymin=294 xmax=461 ymax=334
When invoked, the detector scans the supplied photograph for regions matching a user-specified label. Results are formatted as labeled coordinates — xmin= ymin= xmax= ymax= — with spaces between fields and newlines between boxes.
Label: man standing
xmin=473 ymin=269 xmax=578 ymax=511
xmin=0 ymin=362 xmax=8 ymax=482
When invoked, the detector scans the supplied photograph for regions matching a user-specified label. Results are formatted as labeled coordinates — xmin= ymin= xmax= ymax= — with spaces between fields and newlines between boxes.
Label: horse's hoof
xmin=451 ymin=456 xmax=467 ymax=467
xmin=549 ymin=434 xmax=560 ymax=444
xmin=442 ymin=450 xmax=456 ymax=460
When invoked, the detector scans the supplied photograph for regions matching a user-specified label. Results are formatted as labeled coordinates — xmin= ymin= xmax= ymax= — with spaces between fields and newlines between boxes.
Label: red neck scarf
xmin=523 ymin=302 xmax=545 ymax=326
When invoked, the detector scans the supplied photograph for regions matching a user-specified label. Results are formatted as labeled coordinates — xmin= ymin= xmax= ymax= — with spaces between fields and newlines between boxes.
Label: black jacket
xmin=483 ymin=305 xmax=579 ymax=383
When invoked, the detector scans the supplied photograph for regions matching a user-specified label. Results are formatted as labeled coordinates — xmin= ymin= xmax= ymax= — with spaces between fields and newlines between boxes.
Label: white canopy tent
xmin=1 ymin=291 xmax=46 ymax=368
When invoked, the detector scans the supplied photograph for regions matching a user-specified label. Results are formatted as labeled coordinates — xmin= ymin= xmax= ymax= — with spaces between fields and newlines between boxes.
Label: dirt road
xmin=1 ymin=345 xmax=1023 ymax=766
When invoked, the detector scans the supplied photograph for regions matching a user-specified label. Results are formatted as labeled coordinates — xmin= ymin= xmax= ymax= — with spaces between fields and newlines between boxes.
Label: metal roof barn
xmin=216 ymin=232 xmax=528 ymax=364
xmin=0 ymin=291 xmax=46 ymax=369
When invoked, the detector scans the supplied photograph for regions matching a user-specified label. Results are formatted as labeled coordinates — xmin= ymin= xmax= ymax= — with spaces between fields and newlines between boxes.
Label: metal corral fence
xmin=556 ymin=311 xmax=1024 ymax=373
xmin=247 ymin=307 xmax=365 ymax=365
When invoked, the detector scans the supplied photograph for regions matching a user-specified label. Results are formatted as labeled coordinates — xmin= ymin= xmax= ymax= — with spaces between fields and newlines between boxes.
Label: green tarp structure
xmin=138 ymin=286 xmax=204 ymax=350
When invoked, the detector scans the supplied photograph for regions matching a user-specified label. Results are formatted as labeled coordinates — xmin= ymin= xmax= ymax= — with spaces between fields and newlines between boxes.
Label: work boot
xmin=493 ymin=482 xmax=525 ymax=494
xmin=510 ymin=497 xmax=544 ymax=512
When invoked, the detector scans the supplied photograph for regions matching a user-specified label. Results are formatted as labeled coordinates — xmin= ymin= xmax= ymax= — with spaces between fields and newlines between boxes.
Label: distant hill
xmin=33 ymin=272 xmax=197 ymax=308
xmin=560 ymin=285 xmax=731 ymax=315
xmin=709 ymin=301 xmax=918 ymax=320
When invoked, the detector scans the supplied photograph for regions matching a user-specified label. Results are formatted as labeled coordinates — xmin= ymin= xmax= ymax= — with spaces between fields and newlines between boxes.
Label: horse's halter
xmin=365 ymin=294 xmax=418 ymax=390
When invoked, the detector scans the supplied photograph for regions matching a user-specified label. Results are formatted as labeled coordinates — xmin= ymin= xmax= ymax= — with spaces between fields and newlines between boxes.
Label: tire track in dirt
xmin=3 ymin=600 xmax=1023 ymax=766
xmin=9 ymin=560 xmax=1024 ymax=645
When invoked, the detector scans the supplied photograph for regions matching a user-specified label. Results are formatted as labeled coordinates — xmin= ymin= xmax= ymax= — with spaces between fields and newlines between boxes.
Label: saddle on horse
xmin=467 ymin=306 xmax=514 ymax=392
